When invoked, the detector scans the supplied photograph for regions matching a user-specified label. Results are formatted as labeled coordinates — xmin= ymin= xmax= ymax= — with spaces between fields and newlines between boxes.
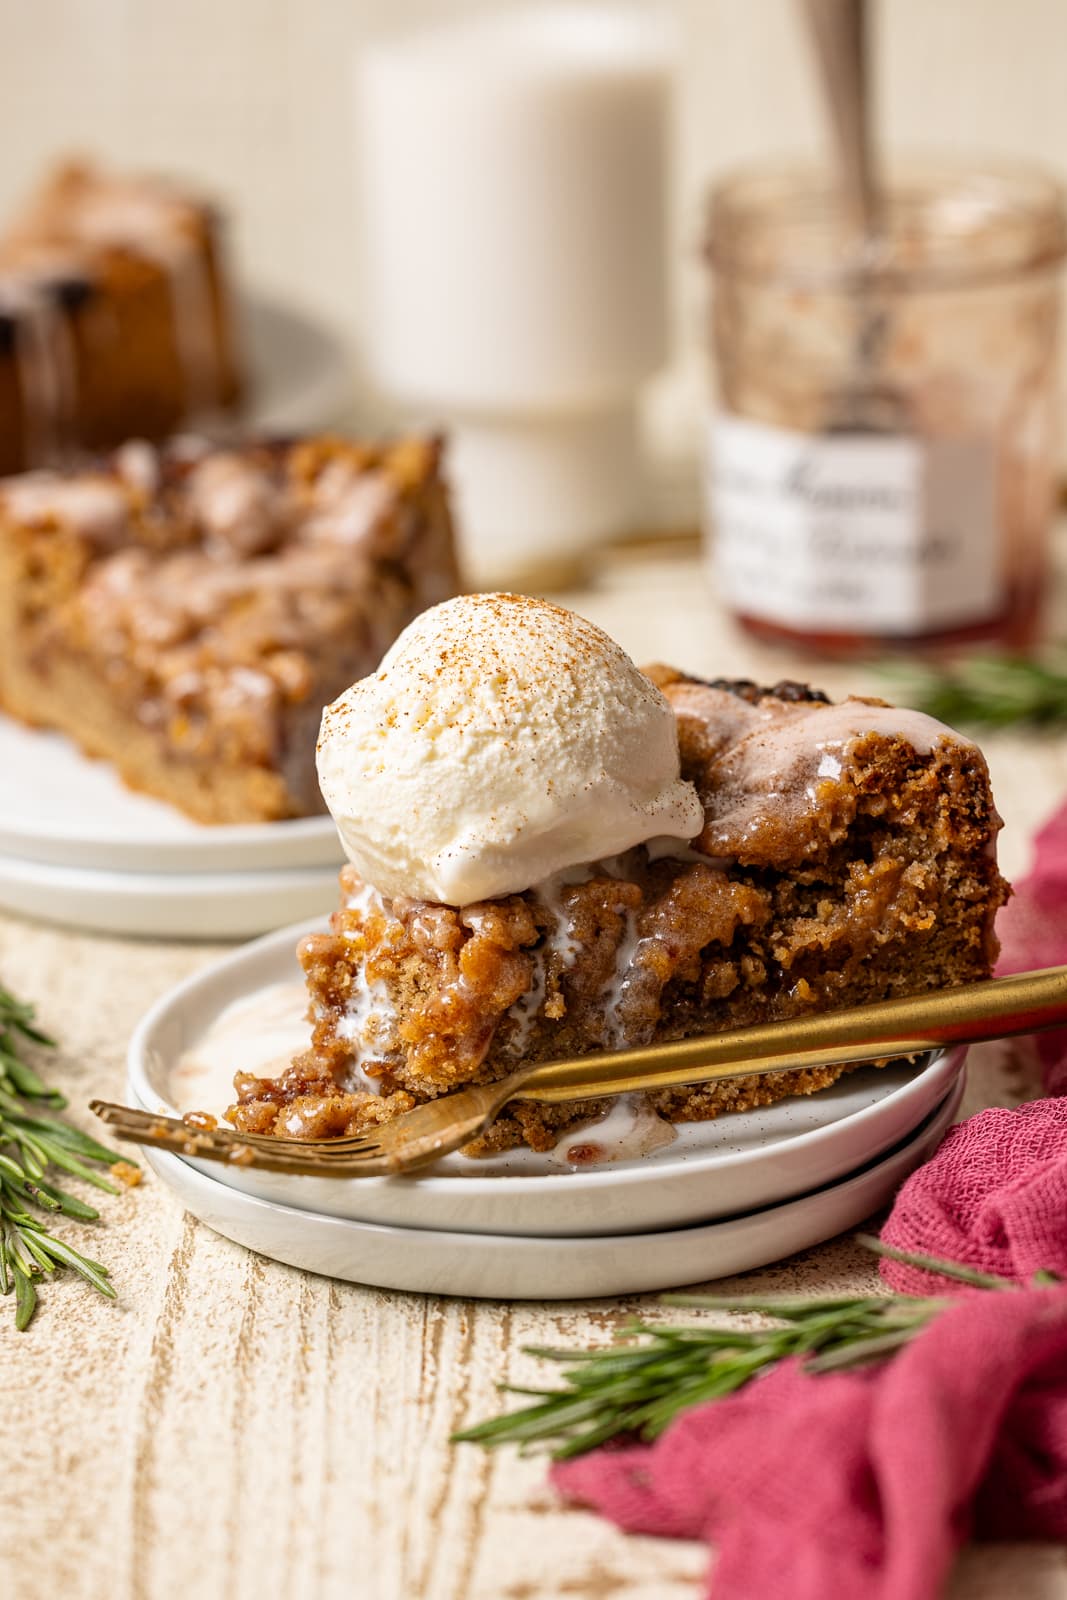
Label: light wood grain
xmin=2 ymin=544 xmax=1066 ymax=1600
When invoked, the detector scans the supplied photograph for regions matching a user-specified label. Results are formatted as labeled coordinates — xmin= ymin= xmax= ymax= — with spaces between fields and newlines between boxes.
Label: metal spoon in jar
xmin=801 ymin=0 xmax=908 ymax=433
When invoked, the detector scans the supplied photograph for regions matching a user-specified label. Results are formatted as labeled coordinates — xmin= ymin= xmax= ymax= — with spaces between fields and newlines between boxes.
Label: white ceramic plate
xmin=0 ymin=291 xmax=358 ymax=879
xmin=0 ymin=717 xmax=344 ymax=874
xmin=0 ymin=854 xmax=338 ymax=940
xmin=128 ymin=916 xmax=968 ymax=1237
xmin=240 ymin=293 xmax=358 ymax=438
xmin=141 ymin=1080 xmax=962 ymax=1300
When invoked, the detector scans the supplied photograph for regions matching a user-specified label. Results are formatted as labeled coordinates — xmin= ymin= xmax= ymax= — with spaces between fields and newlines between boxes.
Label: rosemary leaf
xmin=0 ymin=983 xmax=132 ymax=1327
xmin=854 ymin=1233 xmax=1018 ymax=1289
xmin=29 ymin=1140 xmax=120 ymax=1194
xmin=0 ymin=1053 xmax=64 ymax=1102
xmin=32 ymin=1178 xmax=101 ymax=1221
xmin=33 ymin=1233 xmax=116 ymax=1298
xmin=30 ymin=1121 xmax=124 ymax=1164
xmin=14 ymin=1266 xmax=36 ymax=1331
xmin=0 ymin=1152 xmax=35 ymax=1190
xmin=878 ymin=651 xmax=1067 ymax=729
xmin=19 ymin=1230 xmax=57 ymax=1275
xmin=453 ymin=1241 xmax=1053 ymax=1461
xmin=0 ymin=988 xmax=56 ymax=1046
xmin=663 ymin=1292 xmax=880 ymax=1317
xmin=806 ymin=1325 xmax=925 ymax=1372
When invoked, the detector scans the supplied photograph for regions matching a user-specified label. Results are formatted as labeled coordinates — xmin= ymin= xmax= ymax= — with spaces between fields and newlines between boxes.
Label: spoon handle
xmin=802 ymin=0 xmax=879 ymax=239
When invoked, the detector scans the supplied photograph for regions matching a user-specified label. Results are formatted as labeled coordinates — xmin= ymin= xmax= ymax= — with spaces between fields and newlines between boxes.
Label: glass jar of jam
xmin=704 ymin=160 xmax=1067 ymax=654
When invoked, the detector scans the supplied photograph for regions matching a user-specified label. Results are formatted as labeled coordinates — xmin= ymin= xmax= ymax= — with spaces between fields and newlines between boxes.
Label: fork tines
xmin=89 ymin=1099 xmax=386 ymax=1171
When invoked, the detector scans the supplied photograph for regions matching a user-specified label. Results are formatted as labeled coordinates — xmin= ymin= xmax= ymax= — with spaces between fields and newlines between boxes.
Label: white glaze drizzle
xmin=505 ymin=838 xmax=713 ymax=1049
xmin=599 ymin=866 xmax=642 ymax=1051
xmin=687 ymin=693 xmax=974 ymax=859
xmin=503 ymin=869 xmax=586 ymax=1057
xmin=738 ymin=698 xmax=967 ymax=765
xmin=500 ymin=844 xmax=707 ymax=1054
xmin=645 ymin=837 xmax=730 ymax=869
xmin=114 ymin=439 xmax=160 ymax=495
xmin=0 ymin=472 xmax=130 ymax=541
xmin=548 ymin=1092 xmax=677 ymax=1168
xmin=336 ymin=879 xmax=398 ymax=1093
xmin=0 ymin=277 xmax=78 ymax=465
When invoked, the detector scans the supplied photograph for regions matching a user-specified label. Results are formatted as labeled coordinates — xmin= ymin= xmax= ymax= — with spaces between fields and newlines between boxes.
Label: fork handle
xmin=513 ymin=965 xmax=1067 ymax=1104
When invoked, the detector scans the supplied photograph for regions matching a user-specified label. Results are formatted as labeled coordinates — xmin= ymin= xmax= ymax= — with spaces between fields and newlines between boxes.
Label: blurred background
xmin=3 ymin=0 xmax=1067 ymax=646
xmin=1 ymin=0 xmax=1065 ymax=920
xmin=4 ymin=0 xmax=1066 ymax=477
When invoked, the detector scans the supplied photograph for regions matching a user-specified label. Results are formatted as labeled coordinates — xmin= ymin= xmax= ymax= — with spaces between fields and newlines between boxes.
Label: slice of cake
xmin=228 ymin=594 xmax=1008 ymax=1154
xmin=0 ymin=435 xmax=459 ymax=824
xmin=0 ymin=159 xmax=243 ymax=474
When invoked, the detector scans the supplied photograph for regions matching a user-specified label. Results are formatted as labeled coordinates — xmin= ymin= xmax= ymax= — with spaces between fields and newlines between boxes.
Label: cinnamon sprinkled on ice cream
xmin=316 ymin=593 xmax=703 ymax=904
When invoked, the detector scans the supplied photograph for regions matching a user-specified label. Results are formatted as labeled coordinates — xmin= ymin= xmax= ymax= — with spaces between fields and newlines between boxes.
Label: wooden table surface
xmin=4 ymin=543 xmax=1067 ymax=1600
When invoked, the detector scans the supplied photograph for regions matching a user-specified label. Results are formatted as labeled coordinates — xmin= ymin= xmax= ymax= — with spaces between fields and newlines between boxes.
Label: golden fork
xmin=91 ymin=964 xmax=1067 ymax=1178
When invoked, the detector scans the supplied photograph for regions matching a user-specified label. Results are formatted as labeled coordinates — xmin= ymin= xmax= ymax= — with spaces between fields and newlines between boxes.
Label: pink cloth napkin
xmin=879 ymin=1100 xmax=1067 ymax=1293
xmin=551 ymin=798 xmax=1067 ymax=1600
xmin=553 ymin=1290 xmax=1067 ymax=1600
xmin=995 ymin=796 xmax=1067 ymax=1094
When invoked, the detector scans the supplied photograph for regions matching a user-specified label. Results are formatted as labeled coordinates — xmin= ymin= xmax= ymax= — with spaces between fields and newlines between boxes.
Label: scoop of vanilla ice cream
xmin=316 ymin=593 xmax=704 ymax=904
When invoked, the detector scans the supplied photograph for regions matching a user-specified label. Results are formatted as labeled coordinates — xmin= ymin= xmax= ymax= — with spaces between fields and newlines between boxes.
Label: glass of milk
xmin=354 ymin=4 xmax=675 ymax=584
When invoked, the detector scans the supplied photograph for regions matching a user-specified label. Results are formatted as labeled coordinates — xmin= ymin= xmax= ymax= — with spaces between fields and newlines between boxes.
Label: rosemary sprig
xmin=0 ymin=984 xmax=131 ymax=1329
xmin=878 ymin=651 xmax=1067 ymax=729
xmin=453 ymin=1237 xmax=1059 ymax=1460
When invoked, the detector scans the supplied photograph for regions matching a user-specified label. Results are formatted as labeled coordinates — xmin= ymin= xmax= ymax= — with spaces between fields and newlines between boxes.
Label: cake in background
xmin=0 ymin=159 xmax=244 ymax=474
xmin=0 ymin=434 xmax=459 ymax=823
xmin=229 ymin=594 xmax=1009 ymax=1154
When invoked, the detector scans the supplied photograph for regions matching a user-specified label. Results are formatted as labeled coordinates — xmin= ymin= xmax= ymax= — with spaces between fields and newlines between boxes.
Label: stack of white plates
xmin=0 ymin=719 xmax=343 ymax=937
xmin=0 ymin=291 xmax=359 ymax=941
xmin=128 ymin=920 xmax=967 ymax=1298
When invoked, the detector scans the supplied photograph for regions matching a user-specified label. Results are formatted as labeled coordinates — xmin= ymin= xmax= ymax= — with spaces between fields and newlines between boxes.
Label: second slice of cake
xmin=0 ymin=435 xmax=459 ymax=824
xmin=0 ymin=159 xmax=244 ymax=473
xmin=229 ymin=594 xmax=1008 ymax=1155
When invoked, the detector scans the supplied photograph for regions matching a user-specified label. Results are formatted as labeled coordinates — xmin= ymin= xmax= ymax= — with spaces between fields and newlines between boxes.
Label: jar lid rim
xmin=706 ymin=158 xmax=1067 ymax=289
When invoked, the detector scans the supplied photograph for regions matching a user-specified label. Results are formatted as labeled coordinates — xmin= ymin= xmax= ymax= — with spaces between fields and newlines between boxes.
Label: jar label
xmin=708 ymin=415 xmax=1001 ymax=633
